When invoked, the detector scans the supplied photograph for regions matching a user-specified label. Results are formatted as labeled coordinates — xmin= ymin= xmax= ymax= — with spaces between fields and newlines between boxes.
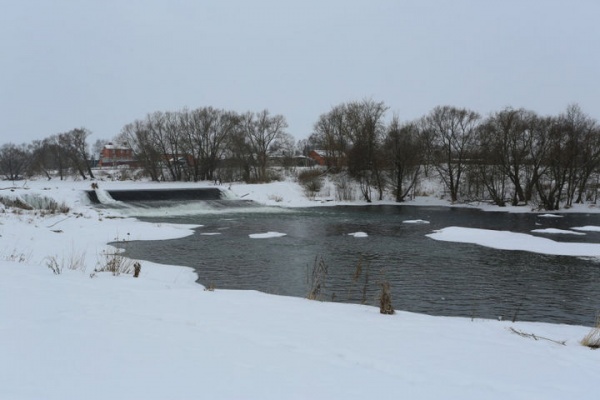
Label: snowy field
xmin=1 ymin=178 xmax=599 ymax=399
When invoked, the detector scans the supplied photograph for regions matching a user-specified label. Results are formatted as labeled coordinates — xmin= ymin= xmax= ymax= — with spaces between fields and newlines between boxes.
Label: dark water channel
xmin=116 ymin=202 xmax=600 ymax=326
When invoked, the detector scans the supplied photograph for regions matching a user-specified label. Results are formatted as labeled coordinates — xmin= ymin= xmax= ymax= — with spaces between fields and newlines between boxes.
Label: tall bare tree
xmin=58 ymin=128 xmax=95 ymax=180
xmin=477 ymin=108 xmax=539 ymax=206
xmin=118 ymin=120 xmax=163 ymax=181
xmin=383 ymin=117 xmax=423 ymax=202
xmin=346 ymin=99 xmax=388 ymax=201
xmin=422 ymin=106 xmax=480 ymax=202
xmin=241 ymin=110 xmax=288 ymax=182
xmin=310 ymin=104 xmax=350 ymax=171
xmin=180 ymin=107 xmax=240 ymax=181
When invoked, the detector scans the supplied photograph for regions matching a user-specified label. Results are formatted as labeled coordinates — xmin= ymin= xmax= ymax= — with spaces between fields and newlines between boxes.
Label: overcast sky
xmin=2 ymin=0 xmax=600 ymax=144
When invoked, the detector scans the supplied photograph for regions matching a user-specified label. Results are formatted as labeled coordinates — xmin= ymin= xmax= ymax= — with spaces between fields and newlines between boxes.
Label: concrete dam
xmin=86 ymin=188 xmax=224 ymax=204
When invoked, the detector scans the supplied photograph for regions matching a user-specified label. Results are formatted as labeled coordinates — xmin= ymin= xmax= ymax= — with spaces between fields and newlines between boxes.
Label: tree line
xmin=308 ymin=100 xmax=600 ymax=210
xmin=0 ymin=128 xmax=97 ymax=182
xmin=1 ymin=101 xmax=599 ymax=210
xmin=116 ymin=108 xmax=294 ymax=182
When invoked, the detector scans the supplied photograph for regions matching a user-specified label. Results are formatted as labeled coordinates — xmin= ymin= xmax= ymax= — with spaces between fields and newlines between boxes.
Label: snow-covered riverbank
xmin=1 ymin=179 xmax=599 ymax=399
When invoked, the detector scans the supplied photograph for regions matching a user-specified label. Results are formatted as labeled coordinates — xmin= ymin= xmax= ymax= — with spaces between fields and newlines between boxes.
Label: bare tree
xmin=310 ymin=104 xmax=351 ymax=172
xmin=422 ymin=106 xmax=480 ymax=202
xmin=180 ymin=107 xmax=240 ymax=181
xmin=118 ymin=120 xmax=163 ymax=181
xmin=58 ymin=128 xmax=95 ymax=180
xmin=241 ymin=110 xmax=288 ymax=182
xmin=560 ymin=105 xmax=600 ymax=205
xmin=269 ymin=131 xmax=297 ymax=169
xmin=383 ymin=117 xmax=423 ymax=202
xmin=0 ymin=143 xmax=30 ymax=180
xmin=29 ymin=138 xmax=63 ymax=180
xmin=345 ymin=99 xmax=388 ymax=201
xmin=476 ymin=108 xmax=539 ymax=206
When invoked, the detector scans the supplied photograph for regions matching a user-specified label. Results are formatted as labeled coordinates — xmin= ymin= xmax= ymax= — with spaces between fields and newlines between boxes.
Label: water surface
xmin=115 ymin=202 xmax=600 ymax=326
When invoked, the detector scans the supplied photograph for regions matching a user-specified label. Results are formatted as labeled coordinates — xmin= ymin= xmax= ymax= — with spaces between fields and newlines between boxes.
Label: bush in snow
xmin=0 ymin=194 xmax=69 ymax=214
xmin=94 ymin=249 xmax=135 ymax=276
xmin=379 ymin=281 xmax=395 ymax=315
xmin=297 ymin=169 xmax=323 ymax=198
xmin=45 ymin=251 xmax=86 ymax=275
xmin=581 ymin=314 xmax=600 ymax=349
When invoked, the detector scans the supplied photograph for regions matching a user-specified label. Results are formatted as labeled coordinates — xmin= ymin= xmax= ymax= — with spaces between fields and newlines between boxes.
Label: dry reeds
xmin=581 ymin=314 xmax=600 ymax=349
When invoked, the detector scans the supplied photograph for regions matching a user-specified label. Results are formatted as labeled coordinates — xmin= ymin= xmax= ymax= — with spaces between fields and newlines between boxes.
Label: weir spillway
xmin=86 ymin=188 xmax=224 ymax=203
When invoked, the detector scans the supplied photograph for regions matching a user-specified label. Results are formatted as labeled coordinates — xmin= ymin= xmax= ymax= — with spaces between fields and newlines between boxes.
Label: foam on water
xmin=96 ymin=199 xmax=291 ymax=217
xmin=95 ymin=189 xmax=119 ymax=204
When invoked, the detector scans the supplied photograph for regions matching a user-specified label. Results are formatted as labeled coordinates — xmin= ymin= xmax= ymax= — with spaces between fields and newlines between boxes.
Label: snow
xmin=531 ymin=228 xmax=586 ymax=235
xmin=1 ymin=178 xmax=600 ymax=399
xmin=427 ymin=227 xmax=600 ymax=257
xmin=249 ymin=231 xmax=287 ymax=239
xmin=348 ymin=231 xmax=368 ymax=237
xmin=403 ymin=219 xmax=430 ymax=224
xmin=539 ymin=213 xmax=564 ymax=218
xmin=572 ymin=225 xmax=600 ymax=232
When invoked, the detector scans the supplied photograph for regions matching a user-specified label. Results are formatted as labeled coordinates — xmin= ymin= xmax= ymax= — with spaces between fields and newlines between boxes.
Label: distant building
xmin=98 ymin=143 xmax=136 ymax=168
xmin=308 ymin=150 xmax=345 ymax=168
xmin=308 ymin=150 xmax=328 ymax=166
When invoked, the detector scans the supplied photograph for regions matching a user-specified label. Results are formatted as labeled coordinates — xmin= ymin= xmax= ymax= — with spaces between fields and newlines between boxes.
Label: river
xmin=111 ymin=200 xmax=600 ymax=326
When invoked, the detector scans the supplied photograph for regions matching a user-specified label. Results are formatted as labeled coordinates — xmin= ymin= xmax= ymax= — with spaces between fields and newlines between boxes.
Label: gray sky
xmin=2 ymin=0 xmax=600 ymax=144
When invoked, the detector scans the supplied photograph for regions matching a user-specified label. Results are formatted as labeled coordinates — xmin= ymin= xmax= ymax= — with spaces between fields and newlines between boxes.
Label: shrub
xmin=379 ymin=281 xmax=395 ymax=315
xmin=0 ymin=196 xmax=32 ymax=210
xmin=45 ymin=251 xmax=86 ymax=275
xmin=95 ymin=249 xmax=134 ymax=276
xmin=334 ymin=175 xmax=355 ymax=201
xmin=267 ymin=169 xmax=284 ymax=182
xmin=298 ymin=169 xmax=323 ymax=197
xmin=581 ymin=314 xmax=600 ymax=349
xmin=0 ymin=194 xmax=69 ymax=214
xmin=133 ymin=261 xmax=141 ymax=277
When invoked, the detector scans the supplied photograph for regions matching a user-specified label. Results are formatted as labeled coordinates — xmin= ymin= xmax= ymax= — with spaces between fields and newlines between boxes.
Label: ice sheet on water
xmin=249 ymin=231 xmax=287 ymax=239
xmin=538 ymin=213 xmax=563 ymax=218
xmin=427 ymin=226 xmax=600 ymax=257
xmin=571 ymin=225 xmax=600 ymax=232
xmin=531 ymin=228 xmax=585 ymax=235
xmin=348 ymin=232 xmax=368 ymax=237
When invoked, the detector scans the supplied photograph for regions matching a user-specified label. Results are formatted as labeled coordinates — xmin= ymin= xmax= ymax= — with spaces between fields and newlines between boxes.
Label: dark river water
xmin=113 ymin=200 xmax=600 ymax=326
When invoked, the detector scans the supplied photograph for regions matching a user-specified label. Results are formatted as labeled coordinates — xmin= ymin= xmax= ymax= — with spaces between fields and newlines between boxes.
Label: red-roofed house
xmin=98 ymin=143 xmax=136 ymax=167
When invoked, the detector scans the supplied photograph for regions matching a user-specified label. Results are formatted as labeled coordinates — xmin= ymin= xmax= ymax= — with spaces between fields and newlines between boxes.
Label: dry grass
xmin=0 ymin=196 xmax=32 ymax=210
xmin=45 ymin=251 xmax=86 ymax=275
xmin=0 ymin=194 xmax=69 ymax=215
xmin=379 ymin=281 xmax=395 ymax=315
xmin=348 ymin=256 xmax=371 ymax=305
xmin=94 ymin=249 xmax=135 ymax=276
xmin=2 ymin=249 xmax=31 ymax=263
xmin=307 ymin=256 xmax=328 ymax=300
xmin=581 ymin=314 xmax=600 ymax=349
xmin=267 ymin=194 xmax=283 ymax=202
